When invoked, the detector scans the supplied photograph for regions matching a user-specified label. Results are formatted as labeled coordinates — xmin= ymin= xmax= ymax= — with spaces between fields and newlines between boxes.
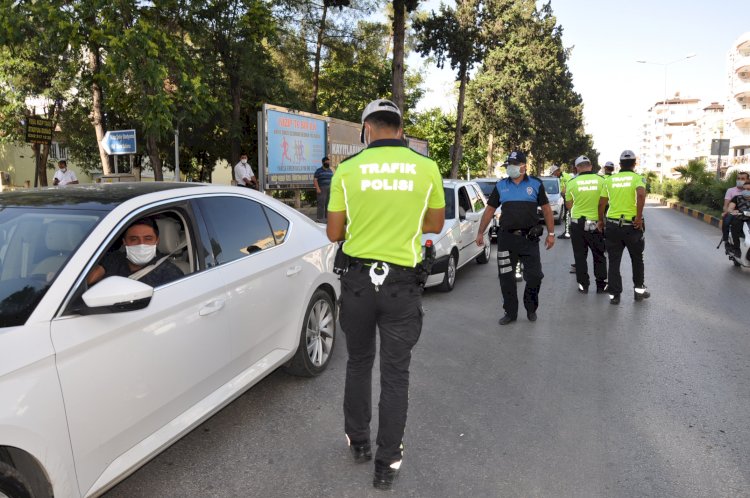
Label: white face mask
xmin=507 ymin=165 xmax=522 ymax=179
xmin=241 ymin=159 xmax=247 ymax=165
xmin=738 ymin=180 xmax=745 ymax=188
xmin=126 ymin=244 xmax=157 ymax=266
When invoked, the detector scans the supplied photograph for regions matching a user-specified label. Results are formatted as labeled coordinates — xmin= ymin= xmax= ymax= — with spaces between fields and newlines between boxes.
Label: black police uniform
xmin=487 ymin=175 xmax=549 ymax=318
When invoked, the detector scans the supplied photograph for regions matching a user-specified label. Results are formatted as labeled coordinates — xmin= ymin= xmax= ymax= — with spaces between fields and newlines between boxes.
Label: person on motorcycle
xmin=726 ymin=180 xmax=750 ymax=258
xmin=722 ymin=171 xmax=749 ymax=244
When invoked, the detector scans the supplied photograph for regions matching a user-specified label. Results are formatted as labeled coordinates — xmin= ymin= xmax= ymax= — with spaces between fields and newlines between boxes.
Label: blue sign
xmin=101 ymin=129 xmax=137 ymax=155
xmin=266 ymin=110 xmax=326 ymax=187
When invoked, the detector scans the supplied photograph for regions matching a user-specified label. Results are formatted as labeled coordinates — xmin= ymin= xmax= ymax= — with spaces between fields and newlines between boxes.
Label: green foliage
xmin=674 ymin=159 xmax=712 ymax=184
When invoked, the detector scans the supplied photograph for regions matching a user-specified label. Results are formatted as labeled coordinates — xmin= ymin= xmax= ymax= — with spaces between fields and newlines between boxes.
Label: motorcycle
xmin=721 ymin=211 xmax=750 ymax=268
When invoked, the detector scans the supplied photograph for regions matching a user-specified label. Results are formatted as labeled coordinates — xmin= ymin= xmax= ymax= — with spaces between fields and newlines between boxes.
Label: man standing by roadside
xmin=598 ymin=150 xmax=649 ymax=305
xmin=314 ymin=156 xmax=334 ymax=222
xmin=52 ymin=160 xmax=78 ymax=186
xmin=566 ymin=155 xmax=607 ymax=294
xmin=233 ymin=153 xmax=257 ymax=189
xmin=476 ymin=152 xmax=556 ymax=325
xmin=326 ymin=98 xmax=445 ymax=491
xmin=722 ymin=171 xmax=749 ymax=247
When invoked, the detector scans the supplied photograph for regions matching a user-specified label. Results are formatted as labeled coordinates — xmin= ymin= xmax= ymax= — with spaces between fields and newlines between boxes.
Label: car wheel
xmin=284 ymin=289 xmax=336 ymax=377
xmin=476 ymin=240 xmax=490 ymax=264
xmin=439 ymin=252 xmax=457 ymax=292
xmin=0 ymin=462 xmax=33 ymax=498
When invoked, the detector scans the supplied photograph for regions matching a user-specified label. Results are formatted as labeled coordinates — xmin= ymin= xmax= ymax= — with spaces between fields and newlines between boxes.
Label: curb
xmin=648 ymin=194 xmax=721 ymax=228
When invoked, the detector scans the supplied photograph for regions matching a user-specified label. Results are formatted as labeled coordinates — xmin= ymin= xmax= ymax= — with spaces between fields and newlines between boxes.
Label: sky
xmin=412 ymin=0 xmax=750 ymax=164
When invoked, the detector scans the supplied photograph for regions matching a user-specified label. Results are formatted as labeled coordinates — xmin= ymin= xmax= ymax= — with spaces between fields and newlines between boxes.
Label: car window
xmin=542 ymin=178 xmax=560 ymax=194
xmin=476 ymin=181 xmax=496 ymax=197
xmin=469 ymin=185 xmax=486 ymax=211
xmin=0 ymin=208 xmax=103 ymax=328
xmin=197 ymin=196 xmax=276 ymax=264
xmin=458 ymin=187 xmax=472 ymax=215
xmin=443 ymin=187 xmax=455 ymax=220
xmin=263 ymin=206 xmax=289 ymax=244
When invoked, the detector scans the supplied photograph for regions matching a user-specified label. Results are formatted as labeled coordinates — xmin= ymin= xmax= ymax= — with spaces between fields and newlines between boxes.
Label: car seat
xmin=155 ymin=217 xmax=190 ymax=275
xmin=31 ymin=222 xmax=85 ymax=280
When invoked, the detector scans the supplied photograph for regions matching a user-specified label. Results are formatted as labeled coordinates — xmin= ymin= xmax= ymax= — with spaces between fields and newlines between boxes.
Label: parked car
xmin=474 ymin=177 xmax=503 ymax=240
xmin=539 ymin=176 xmax=564 ymax=224
xmin=0 ymin=183 xmax=339 ymax=498
xmin=420 ymin=180 xmax=491 ymax=291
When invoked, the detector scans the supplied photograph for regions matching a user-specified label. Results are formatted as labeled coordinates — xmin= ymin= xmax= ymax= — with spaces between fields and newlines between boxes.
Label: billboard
xmin=25 ymin=116 xmax=54 ymax=144
xmin=329 ymin=117 xmax=365 ymax=168
xmin=265 ymin=108 xmax=327 ymax=187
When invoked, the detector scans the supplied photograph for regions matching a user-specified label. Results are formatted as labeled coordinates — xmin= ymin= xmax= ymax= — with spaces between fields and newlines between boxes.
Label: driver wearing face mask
xmin=86 ymin=218 xmax=183 ymax=287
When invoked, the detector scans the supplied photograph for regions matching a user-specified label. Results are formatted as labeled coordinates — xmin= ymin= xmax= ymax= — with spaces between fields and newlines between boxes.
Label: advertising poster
xmin=329 ymin=117 xmax=365 ymax=168
xmin=266 ymin=109 xmax=327 ymax=187
xmin=406 ymin=137 xmax=429 ymax=157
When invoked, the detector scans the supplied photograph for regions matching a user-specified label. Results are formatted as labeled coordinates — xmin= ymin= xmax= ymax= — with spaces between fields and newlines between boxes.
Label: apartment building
xmin=639 ymin=96 xmax=702 ymax=178
xmin=727 ymin=31 xmax=750 ymax=170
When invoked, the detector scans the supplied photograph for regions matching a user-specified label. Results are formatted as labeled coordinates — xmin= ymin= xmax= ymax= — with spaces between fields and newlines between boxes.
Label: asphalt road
xmin=105 ymin=200 xmax=750 ymax=497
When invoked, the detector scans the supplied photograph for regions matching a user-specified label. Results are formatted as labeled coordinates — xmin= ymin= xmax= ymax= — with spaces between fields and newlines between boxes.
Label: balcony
xmin=736 ymin=54 xmax=750 ymax=77
xmin=734 ymin=108 xmax=750 ymax=127
xmin=735 ymin=81 xmax=750 ymax=103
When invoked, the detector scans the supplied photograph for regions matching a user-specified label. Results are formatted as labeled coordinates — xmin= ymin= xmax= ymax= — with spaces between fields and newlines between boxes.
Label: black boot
xmin=373 ymin=460 xmax=400 ymax=490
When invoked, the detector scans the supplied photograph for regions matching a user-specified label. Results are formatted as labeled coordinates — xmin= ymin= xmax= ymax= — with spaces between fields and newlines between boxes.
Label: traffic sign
xmin=101 ymin=129 xmax=137 ymax=155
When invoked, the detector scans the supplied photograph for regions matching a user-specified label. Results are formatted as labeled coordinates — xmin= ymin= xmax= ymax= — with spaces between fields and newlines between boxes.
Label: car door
xmin=50 ymin=203 xmax=233 ymax=495
xmin=456 ymin=186 xmax=478 ymax=265
xmin=193 ymin=195 xmax=307 ymax=378
xmin=467 ymin=184 xmax=488 ymax=258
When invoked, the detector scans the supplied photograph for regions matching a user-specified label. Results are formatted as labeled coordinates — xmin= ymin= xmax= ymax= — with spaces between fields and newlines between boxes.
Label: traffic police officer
xmin=476 ymin=151 xmax=556 ymax=325
xmin=566 ymin=155 xmax=607 ymax=293
xmin=597 ymin=149 xmax=650 ymax=304
xmin=601 ymin=161 xmax=615 ymax=176
xmin=326 ymin=98 xmax=445 ymax=490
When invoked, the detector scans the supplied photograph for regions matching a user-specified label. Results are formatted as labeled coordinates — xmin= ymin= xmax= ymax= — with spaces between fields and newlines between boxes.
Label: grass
xmin=648 ymin=193 xmax=722 ymax=219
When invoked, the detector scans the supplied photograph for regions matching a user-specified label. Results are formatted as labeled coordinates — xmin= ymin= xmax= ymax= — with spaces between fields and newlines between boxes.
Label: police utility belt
xmin=500 ymin=225 xmax=544 ymax=241
xmin=333 ymin=244 xmax=434 ymax=289
xmin=575 ymin=216 xmax=599 ymax=232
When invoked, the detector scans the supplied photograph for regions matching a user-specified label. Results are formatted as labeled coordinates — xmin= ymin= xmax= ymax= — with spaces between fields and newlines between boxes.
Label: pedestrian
xmin=597 ymin=150 xmax=649 ymax=304
xmin=326 ymin=98 xmax=445 ymax=491
xmin=566 ymin=155 xmax=607 ymax=293
xmin=550 ymin=164 xmax=573 ymax=239
xmin=314 ymin=156 xmax=334 ymax=222
xmin=52 ymin=160 xmax=78 ymax=186
xmin=476 ymin=151 xmax=556 ymax=325
xmin=233 ymin=153 xmax=257 ymax=189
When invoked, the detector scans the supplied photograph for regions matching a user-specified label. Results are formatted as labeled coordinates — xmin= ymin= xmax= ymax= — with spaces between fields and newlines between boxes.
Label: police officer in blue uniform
xmin=476 ymin=151 xmax=556 ymax=325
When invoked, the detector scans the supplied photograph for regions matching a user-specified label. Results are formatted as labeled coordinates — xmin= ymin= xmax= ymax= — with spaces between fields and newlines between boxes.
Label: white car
xmin=421 ymin=180 xmax=491 ymax=291
xmin=538 ymin=176 xmax=564 ymax=224
xmin=474 ymin=178 xmax=503 ymax=240
xmin=0 ymin=183 xmax=339 ymax=498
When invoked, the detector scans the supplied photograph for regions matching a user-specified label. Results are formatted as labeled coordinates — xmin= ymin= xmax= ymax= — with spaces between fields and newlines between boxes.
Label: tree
xmin=675 ymin=159 xmax=711 ymax=183
xmin=415 ymin=0 xmax=484 ymax=179
xmin=390 ymin=0 xmax=419 ymax=112
xmin=468 ymin=0 xmax=591 ymax=175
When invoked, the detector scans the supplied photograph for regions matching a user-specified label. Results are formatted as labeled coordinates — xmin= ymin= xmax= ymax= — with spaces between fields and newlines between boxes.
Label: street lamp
xmin=636 ymin=53 xmax=697 ymax=176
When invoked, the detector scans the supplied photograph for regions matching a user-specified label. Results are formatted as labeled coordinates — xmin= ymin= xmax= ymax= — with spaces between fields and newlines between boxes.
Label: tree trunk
xmin=311 ymin=2 xmax=328 ymax=113
xmin=486 ymin=132 xmax=495 ymax=177
xmin=88 ymin=48 xmax=111 ymax=174
xmin=147 ymin=134 xmax=164 ymax=181
xmin=133 ymin=155 xmax=142 ymax=181
xmin=391 ymin=0 xmax=406 ymax=111
xmin=450 ymin=63 xmax=468 ymax=179
xmin=230 ymin=74 xmax=242 ymax=165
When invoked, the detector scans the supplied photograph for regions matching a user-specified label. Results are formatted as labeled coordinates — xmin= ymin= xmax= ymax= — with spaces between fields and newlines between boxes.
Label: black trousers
xmin=316 ymin=186 xmax=330 ymax=221
xmin=605 ymin=222 xmax=645 ymax=295
xmin=340 ymin=264 xmax=423 ymax=464
xmin=570 ymin=221 xmax=607 ymax=288
xmin=496 ymin=232 xmax=544 ymax=318
xmin=730 ymin=218 xmax=749 ymax=245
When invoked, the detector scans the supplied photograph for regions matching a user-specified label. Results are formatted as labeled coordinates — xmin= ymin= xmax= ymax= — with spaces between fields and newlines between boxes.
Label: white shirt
xmin=54 ymin=169 xmax=78 ymax=185
xmin=234 ymin=162 xmax=255 ymax=185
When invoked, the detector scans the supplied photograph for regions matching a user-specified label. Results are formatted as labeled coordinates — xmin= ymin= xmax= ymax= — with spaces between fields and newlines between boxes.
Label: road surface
xmin=105 ymin=200 xmax=750 ymax=497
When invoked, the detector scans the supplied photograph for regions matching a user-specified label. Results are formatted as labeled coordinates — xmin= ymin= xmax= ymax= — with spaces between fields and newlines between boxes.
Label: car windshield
xmin=542 ymin=178 xmax=560 ymax=194
xmin=444 ymin=187 xmax=455 ymax=220
xmin=476 ymin=181 xmax=496 ymax=197
xmin=0 ymin=208 xmax=103 ymax=328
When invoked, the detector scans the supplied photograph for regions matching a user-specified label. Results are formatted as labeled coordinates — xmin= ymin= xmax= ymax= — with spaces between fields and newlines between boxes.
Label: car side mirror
xmin=80 ymin=276 xmax=153 ymax=314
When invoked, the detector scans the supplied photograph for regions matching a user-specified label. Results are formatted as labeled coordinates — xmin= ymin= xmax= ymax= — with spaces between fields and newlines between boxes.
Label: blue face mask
xmin=737 ymin=180 xmax=744 ymax=188
xmin=742 ymin=190 xmax=750 ymax=197
xmin=506 ymin=165 xmax=522 ymax=179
